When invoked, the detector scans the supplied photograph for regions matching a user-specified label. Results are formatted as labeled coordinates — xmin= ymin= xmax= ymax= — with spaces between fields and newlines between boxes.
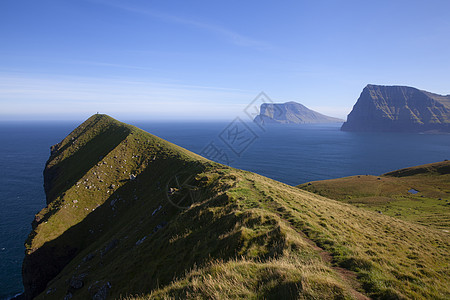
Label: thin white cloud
xmin=0 ymin=73 xmax=256 ymax=120
xmin=97 ymin=1 xmax=271 ymax=50
xmin=69 ymin=60 xmax=154 ymax=71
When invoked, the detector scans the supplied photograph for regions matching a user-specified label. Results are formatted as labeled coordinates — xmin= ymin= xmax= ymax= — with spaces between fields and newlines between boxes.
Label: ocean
xmin=1 ymin=120 xmax=449 ymax=299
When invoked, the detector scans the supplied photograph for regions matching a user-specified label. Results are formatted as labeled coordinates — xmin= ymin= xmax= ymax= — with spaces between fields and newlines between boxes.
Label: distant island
xmin=342 ymin=84 xmax=450 ymax=133
xmin=254 ymin=101 xmax=344 ymax=124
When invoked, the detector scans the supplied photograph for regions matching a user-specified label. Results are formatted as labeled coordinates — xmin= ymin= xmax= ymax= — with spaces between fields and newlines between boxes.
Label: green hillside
xmin=298 ymin=161 xmax=450 ymax=230
xmin=24 ymin=115 xmax=449 ymax=299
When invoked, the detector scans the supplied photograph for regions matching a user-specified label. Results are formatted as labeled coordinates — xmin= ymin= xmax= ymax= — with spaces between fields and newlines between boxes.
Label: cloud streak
xmin=98 ymin=1 xmax=271 ymax=50
xmin=0 ymin=72 xmax=255 ymax=120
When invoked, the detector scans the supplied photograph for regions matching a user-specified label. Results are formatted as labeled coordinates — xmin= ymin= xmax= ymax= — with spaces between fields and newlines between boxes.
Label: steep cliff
xmin=341 ymin=85 xmax=450 ymax=132
xmin=254 ymin=101 xmax=343 ymax=124
xmin=22 ymin=115 xmax=449 ymax=299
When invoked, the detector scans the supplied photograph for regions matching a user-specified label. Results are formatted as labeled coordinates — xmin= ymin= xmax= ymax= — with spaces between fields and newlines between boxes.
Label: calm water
xmin=1 ymin=121 xmax=449 ymax=298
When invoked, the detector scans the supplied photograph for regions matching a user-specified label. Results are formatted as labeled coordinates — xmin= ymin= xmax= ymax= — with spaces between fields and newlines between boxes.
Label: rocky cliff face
xmin=341 ymin=85 xmax=450 ymax=132
xmin=254 ymin=101 xmax=343 ymax=124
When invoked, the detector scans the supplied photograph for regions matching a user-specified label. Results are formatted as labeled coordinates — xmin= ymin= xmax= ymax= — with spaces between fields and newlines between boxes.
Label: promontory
xmin=341 ymin=84 xmax=450 ymax=132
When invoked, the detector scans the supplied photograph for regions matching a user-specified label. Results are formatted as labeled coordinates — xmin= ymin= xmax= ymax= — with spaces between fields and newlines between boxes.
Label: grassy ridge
xmin=298 ymin=161 xmax=450 ymax=230
xmin=25 ymin=115 xmax=449 ymax=299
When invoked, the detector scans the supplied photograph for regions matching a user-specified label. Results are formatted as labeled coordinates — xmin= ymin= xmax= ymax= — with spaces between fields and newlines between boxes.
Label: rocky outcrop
xmin=341 ymin=85 xmax=450 ymax=132
xmin=254 ymin=101 xmax=343 ymax=124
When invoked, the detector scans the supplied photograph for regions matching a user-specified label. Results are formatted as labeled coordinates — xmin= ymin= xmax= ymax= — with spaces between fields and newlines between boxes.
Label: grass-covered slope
xmin=24 ymin=115 xmax=449 ymax=299
xmin=298 ymin=161 xmax=450 ymax=230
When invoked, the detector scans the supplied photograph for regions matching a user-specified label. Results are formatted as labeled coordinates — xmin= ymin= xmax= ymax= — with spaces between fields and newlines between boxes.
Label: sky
xmin=1 ymin=0 xmax=449 ymax=121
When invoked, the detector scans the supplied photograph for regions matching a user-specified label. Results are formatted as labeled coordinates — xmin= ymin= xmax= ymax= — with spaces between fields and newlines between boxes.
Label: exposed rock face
xmin=254 ymin=101 xmax=343 ymax=124
xmin=341 ymin=85 xmax=450 ymax=132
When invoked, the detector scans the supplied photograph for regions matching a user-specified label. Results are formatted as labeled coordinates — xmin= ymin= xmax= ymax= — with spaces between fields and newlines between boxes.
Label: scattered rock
xmin=152 ymin=205 xmax=162 ymax=216
xmin=83 ymin=253 xmax=96 ymax=262
xmin=101 ymin=239 xmax=119 ymax=257
xmin=110 ymin=198 xmax=118 ymax=207
xmin=89 ymin=281 xmax=111 ymax=300
xmin=69 ymin=274 xmax=87 ymax=290
xmin=154 ymin=221 xmax=168 ymax=232
xmin=64 ymin=292 xmax=73 ymax=300
xmin=136 ymin=236 xmax=147 ymax=246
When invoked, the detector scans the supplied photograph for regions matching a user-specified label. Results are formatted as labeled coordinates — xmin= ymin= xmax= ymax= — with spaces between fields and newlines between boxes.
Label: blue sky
xmin=1 ymin=0 xmax=449 ymax=121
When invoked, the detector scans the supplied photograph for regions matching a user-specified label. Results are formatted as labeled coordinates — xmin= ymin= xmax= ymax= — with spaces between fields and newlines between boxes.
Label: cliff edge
xmin=341 ymin=85 xmax=450 ymax=132
xmin=254 ymin=101 xmax=343 ymax=124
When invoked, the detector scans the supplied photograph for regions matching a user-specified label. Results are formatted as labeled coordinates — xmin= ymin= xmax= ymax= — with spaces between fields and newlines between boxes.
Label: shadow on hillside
xmin=31 ymin=124 xmax=131 ymax=232
xmin=23 ymin=159 xmax=207 ymax=299
xmin=49 ymin=115 xmax=104 ymax=159
xmin=44 ymin=124 xmax=131 ymax=203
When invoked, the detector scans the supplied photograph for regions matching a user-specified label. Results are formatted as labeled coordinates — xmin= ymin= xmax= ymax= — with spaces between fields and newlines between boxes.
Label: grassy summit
xmin=24 ymin=115 xmax=449 ymax=299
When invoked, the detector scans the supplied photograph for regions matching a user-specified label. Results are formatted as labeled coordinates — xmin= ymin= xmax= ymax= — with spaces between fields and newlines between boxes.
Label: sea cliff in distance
xmin=254 ymin=101 xmax=344 ymax=124
xmin=342 ymin=84 xmax=450 ymax=133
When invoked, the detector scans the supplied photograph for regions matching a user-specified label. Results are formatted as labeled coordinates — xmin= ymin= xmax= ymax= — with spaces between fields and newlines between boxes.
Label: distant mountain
xmin=341 ymin=84 xmax=450 ymax=132
xmin=254 ymin=101 xmax=344 ymax=124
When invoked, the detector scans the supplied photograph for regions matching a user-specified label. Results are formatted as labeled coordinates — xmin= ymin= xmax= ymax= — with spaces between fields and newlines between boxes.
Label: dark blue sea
xmin=1 ymin=120 xmax=449 ymax=299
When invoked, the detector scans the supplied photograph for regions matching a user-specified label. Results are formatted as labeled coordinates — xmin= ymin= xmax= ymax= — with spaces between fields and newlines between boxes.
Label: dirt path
xmin=248 ymin=178 xmax=371 ymax=299
xmin=303 ymin=237 xmax=370 ymax=300
xmin=270 ymin=208 xmax=370 ymax=299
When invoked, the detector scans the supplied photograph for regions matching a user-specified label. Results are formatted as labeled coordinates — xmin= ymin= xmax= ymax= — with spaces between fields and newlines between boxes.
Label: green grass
xmin=298 ymin=161 xmax=450 ymax=230
xmin=24 ymin=115 xmax=449 ymax=300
